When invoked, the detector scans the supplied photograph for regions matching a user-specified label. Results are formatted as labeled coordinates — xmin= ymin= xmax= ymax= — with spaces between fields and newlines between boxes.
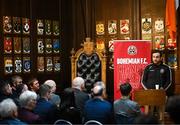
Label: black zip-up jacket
xmin=142 ymin=63 xmax=172 ymax=90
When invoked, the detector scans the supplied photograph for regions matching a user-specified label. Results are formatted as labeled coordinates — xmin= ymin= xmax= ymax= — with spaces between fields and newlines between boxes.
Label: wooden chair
xmin=134 ymin=89 xmax=166 ymax=123
xmin=71 ymin=38 xmax=106 ymax=93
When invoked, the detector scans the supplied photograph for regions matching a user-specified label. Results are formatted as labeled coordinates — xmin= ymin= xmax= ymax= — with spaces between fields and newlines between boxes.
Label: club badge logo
xmin=127 ymin=45 xmax=137 ymax=55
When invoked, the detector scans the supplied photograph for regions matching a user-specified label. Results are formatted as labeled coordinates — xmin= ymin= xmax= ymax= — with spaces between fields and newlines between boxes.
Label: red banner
xmin=114 ymin=40 xmax=151 ymax=100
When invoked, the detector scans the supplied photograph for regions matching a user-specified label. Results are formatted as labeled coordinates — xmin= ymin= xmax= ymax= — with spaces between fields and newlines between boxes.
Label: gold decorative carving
xmin=71 ymin=37 xmax=107 ymax=92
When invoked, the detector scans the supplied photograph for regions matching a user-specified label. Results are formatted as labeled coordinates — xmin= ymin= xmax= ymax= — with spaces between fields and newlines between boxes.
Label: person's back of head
xmin=0 ymin=98 xmax=18 ymax=118
xmin=44 ymin=80 xmax=56 ymax=93
xmin=120 ymin=82 xmax=132 ymax=96
xmin=92 ymin=85 xmax=103 ymax=97
xmin=19 ymin=90 xmax=37 ymax=109
xmin=16 ymin=83 xmax=28 ymax=96
xmin=166 ymin=95 xmax=180 ymax=124
xmin=94 ymin=81 xmax=107 ymax=99
xmin=94 ymin=81 xmax=105 ymax=89
xmin=72 ymin=77 xmax=85 ymax=90
xmin=39 ymin=84 xmax=51 ymax=99
xmin=134 ymin=114 xmax=159 ymax=124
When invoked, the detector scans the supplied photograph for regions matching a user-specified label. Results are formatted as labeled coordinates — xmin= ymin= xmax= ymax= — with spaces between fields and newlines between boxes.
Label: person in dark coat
xmin=142 ymin=50 xmax=172 ymax=90
xmin=83 ymin=84 xmax=112 ymax=124
xmin=72 ymin=77 xmax=89 ymax=115
xmin=59 ymin=88 xmax=81 ymax=124
xmin=34 ymin=84 xmax=57 ymax=124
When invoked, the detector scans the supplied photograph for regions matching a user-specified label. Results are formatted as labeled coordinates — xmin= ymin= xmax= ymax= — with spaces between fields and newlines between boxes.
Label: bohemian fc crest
xmin=127 ymin=45 xmax=137 ymax=55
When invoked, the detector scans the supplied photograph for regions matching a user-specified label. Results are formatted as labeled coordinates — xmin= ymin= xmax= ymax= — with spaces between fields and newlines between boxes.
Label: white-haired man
xmin=44 ymin=80 xmax=61 ymax=107
xmin=72 ymin=77 xmax=89 ymax=118
xmin=0 ymin=98 xmax=27 ymax=124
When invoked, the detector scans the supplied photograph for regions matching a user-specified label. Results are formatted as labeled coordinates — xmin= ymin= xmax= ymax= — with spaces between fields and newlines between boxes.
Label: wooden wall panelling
xmin=94 ymin=0 xmax=133 ymax=101
xmin=0 ymin=0 xmax=63 ymax=92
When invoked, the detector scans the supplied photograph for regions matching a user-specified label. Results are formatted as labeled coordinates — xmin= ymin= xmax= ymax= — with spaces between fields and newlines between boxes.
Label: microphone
xmin=159 ymin=69 xmax=165 ymax=89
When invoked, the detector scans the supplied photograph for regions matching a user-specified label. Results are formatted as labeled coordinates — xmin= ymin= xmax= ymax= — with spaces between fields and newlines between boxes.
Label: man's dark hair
xmin=120 ymin=82 xmax=132 ymax=96
xmin=166 ymin=95 xmax=180 ymax=124
xmin=27 ymin=77 xmax=37 ymax=88
xmin=0 ymin=80 xmax=8 ymax=94
xmin=151 ymin=50 xmax=162 ymax=57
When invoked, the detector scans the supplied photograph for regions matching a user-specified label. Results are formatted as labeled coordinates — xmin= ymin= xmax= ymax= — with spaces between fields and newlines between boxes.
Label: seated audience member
xmin=10 ymin=75 xmax=23 ymax=96
xmin=83 ymin=84 xmax=112 ymax=124
xmin=0 ymin=80 xmax=13 ymax=102
xmin=44 ymin=80 xmax=61 ymax=107
xmin=16 ymin=84 xmax=28 ymax=97
xmin=27 ymin=77 xmax=40 ymax=93
xmin=166 ymin=95 xmax=180 ymax=124
xmin=114 ymin=82 xmax=141 ymax=124
xmin=0 ymin=98 xmax=27 ymax=125
xmin=93 ymin=81 xmax=107 ymax=99
xmin=59 ymin=88 xmax=81 ymax=124
xmin=72 ymin=77 xmax=89 ymax=115
xmin=13 ymin=84 xmax=28 ymax=107
xmin=34 ymin=84 xmax=57 ymax=124
xmin=133 ymin=114 xmax=159 ymax=124
xmin=18 ymin=90 xmax=42 ymax=124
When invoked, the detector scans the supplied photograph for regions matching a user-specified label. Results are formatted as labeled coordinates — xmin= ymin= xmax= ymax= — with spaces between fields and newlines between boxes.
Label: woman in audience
xmin=18 ymin=90 xmax=42 ymax=124
xmin=0 ymin=98 xmax=27 ymax=125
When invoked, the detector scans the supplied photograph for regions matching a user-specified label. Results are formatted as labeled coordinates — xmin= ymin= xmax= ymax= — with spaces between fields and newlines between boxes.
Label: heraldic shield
xmin=71 ymin=37 xmax=107 ymax=93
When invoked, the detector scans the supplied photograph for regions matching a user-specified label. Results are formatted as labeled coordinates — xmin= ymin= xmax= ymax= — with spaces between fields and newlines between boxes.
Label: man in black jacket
xmin=142 ymin=50 xmax=172 ymax=90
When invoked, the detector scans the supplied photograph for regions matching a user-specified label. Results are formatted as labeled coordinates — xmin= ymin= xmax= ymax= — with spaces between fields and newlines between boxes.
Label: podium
xmin=134 ymin=89 xmax=166 ymax=123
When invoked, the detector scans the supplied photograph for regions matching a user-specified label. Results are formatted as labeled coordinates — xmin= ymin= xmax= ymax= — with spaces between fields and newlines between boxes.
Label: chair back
xmin=54 ymin=119 xmax=72 ymax=125
xmin=71 ymin=38 xmax=106 ymax=93
xmin=84 ymin=120 xmax=103 ymax=125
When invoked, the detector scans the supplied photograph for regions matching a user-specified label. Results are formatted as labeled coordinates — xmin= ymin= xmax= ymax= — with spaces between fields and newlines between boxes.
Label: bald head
xmin=72 ymin=77 xmax=85 ymax=90
xmin=93 ymin=85 xmax=103 ymax=96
